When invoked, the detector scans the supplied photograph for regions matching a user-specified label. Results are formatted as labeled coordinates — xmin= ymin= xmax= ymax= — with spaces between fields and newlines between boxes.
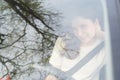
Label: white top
xmin=49 ymin=37 xmax=105 ymax=80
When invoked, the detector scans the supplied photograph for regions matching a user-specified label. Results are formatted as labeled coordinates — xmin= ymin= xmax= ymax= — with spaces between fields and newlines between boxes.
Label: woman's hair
xmin=63 ymin=0 xmax=104 ymax=30
xmin=60 ymin=33 xmax=81 ymax=59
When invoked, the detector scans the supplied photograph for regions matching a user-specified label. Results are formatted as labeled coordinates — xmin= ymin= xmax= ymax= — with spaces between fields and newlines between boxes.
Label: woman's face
xmin=72 ymin=17 xmax=98 ymax=44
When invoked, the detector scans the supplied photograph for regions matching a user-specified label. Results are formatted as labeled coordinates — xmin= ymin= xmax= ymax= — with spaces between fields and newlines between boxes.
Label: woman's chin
xmin=81 ymin=39 xmax=94 ymax=46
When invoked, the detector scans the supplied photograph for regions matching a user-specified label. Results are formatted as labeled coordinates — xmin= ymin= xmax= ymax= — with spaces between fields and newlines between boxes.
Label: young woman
xmin=45 ymin=1 xmax=105 ymax=80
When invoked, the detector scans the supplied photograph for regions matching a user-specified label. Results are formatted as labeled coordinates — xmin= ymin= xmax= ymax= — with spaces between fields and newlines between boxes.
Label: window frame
xmin=106 ymin=0 xmax=120 ymax=80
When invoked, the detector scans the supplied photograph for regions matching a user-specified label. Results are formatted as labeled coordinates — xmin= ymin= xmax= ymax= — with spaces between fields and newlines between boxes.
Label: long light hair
xmin=59 ymin=33 xmax=81 ymax=59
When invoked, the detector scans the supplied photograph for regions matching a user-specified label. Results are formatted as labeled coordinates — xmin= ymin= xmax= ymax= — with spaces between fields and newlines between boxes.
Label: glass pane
xmin=44 ymin=0 xmax=109 ymax=80
xmin=0 ymin=0 xmax=114 ymax=80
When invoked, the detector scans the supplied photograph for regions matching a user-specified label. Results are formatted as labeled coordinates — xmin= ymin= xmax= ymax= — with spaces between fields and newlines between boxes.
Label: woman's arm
xmin=45 ymin=37 xmax=64 ymax=80
xmin=49 ymin=37 xmax=64 ymax=69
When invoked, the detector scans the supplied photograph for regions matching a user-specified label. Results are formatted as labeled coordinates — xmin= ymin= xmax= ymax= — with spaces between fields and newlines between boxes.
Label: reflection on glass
xmin=45 ymin=0 xmax=107 ymax=80
xmin=26 ymin=0 xmax=115 ymax=80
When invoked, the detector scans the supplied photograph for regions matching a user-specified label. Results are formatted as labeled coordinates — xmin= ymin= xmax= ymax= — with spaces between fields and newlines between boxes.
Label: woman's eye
xmin=79 ymin=25 xmax=87 ymax=29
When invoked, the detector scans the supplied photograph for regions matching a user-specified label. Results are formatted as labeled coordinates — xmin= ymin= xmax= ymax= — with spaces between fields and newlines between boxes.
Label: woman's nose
xmin=78 ymin=30 xmax=83 ymax=37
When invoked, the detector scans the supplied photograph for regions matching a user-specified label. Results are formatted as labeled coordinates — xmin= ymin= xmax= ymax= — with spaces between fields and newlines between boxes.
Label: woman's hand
xmin=45 ymin=75 xmax=59 ymax=80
